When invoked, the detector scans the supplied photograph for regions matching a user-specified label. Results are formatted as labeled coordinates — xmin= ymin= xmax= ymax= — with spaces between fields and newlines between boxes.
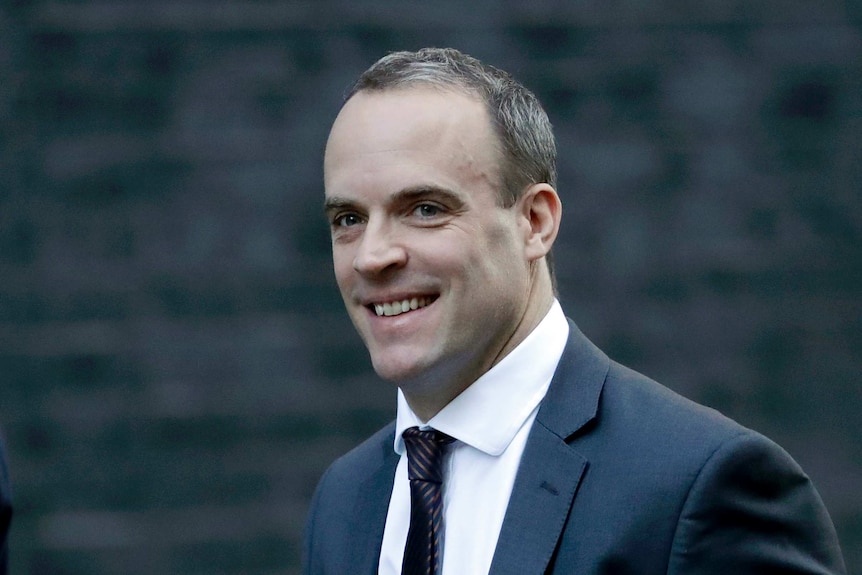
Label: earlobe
xmin=520 ymin=183 xmax=562 ymax=262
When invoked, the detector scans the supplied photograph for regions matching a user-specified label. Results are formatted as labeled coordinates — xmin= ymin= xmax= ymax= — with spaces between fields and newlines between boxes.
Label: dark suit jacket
xmin=303 ymin=319 xmax=846 ymax=574
xmin=0 ymin=437 xmax=11 ymax=575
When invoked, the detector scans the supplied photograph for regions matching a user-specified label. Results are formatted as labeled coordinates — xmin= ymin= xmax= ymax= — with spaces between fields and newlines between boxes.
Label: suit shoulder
xmin=601 ymin=360 xmax=752 ymax=446
xmin=304 ymin=422 xmax=398 ymax=573
xmin=320 ymin=421 xmax=397 ymax=483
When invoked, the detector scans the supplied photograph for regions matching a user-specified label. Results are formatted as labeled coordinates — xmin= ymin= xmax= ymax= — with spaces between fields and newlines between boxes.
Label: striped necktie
xmin=401 ymin=427 xmax=454 ymax=575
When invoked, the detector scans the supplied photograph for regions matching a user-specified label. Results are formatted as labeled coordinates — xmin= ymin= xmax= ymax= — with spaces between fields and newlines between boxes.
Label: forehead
xmin=336 ymin=85 xmax=488 ymax=130
xmin=324 ymin=87 xmax=501 ymax=197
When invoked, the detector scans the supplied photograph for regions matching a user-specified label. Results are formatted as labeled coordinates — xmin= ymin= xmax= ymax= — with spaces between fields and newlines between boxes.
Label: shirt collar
xmin=394 ymin=299 xmax=569 ymax=456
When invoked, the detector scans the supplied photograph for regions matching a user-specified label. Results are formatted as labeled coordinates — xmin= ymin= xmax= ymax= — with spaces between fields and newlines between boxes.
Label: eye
xmin=413 ymin=203 xmax=442 ymax=218
xmin=333 ymin=213 xmax=363 ymax=227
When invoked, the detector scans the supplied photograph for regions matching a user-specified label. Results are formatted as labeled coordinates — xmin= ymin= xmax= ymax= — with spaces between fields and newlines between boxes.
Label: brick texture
xmin=1 ymin=2 xmax=860 ymax=574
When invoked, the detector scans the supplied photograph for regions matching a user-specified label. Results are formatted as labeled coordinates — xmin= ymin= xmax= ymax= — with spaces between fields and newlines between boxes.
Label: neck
xmin=403 ymin=271 xmax=556 ymax=422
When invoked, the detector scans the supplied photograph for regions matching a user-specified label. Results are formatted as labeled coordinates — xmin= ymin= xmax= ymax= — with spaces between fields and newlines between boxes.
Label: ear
xmin=518 ymin=183 xmax=562 ymax=262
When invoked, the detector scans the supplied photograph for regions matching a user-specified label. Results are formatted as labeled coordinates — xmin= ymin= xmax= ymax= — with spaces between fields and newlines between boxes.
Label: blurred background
xmin=1 ymin=1 xmax=860 ymax=574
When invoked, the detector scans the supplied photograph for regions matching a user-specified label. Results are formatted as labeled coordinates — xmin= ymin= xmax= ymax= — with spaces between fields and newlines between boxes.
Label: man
xmin=304 ymin=48 xmax=845 ymax=575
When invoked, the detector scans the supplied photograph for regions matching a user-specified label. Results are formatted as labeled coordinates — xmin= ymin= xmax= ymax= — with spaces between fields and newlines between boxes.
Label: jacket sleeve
xmin=302 ymin=463 xmax=335 ymax=575
xmin=667 ymin=430 xmax=846 ymax=575
xmin=0 ymin=438 xmax=12 ymax=575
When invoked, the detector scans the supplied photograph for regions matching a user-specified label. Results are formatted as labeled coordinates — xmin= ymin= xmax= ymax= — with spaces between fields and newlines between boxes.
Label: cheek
xmin=332 ymin=249 xmax=355 ymax=288
xmin=443 ymin=230 xmax=522 ymax=298
xmin=482 ymin=220 xmax=524 ymax=271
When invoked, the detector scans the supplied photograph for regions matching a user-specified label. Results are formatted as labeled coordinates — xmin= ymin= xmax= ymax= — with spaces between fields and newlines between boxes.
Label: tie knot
xmin=402 ymin=427 xmax=453 ymax=483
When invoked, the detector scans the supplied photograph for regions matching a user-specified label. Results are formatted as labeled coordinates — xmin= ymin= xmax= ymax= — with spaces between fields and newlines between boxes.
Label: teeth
xmin=374 ymin=297 xmax=431 ymax=317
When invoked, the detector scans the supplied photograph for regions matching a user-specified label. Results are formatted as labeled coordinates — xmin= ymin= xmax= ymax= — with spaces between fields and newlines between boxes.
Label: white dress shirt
xmin=378 ymin=300 xmax=570 ymax=575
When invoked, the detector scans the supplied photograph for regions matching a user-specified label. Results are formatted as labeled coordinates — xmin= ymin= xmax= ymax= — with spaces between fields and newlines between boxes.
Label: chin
xmin=369 ymin=353 xmax=432 ymax=385
xmin=370 ymin=361 xmax=419 ymax=384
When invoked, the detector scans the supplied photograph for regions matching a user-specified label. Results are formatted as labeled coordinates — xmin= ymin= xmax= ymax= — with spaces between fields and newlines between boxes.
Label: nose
xmin=353 ymin=219 xmax=408 ymax=277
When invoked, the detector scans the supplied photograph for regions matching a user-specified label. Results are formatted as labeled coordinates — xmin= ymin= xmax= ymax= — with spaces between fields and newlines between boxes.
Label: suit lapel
xmin=487 ymin=422 xmax=588 ymax=575
xmin=488 ymin=319 xmax=609 ymax=575
xmin=347 ymin=424 xmax=400 ymax=575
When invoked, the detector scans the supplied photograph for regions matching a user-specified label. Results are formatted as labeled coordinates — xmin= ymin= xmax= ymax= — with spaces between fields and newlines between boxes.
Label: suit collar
xmin=489 ymin=318 xmax=609 ymax=575
xmin=395 ymin=300 xmax=569 ymax=457
xmin=536 ymin=318 xmax=609 ymax=439
xmin=348 ymin=423 xmax=400 ymax=575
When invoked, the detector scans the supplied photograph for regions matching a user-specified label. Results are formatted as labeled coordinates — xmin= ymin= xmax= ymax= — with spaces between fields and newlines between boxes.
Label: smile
xmin=372 ymin=296 xmax=434 ymax=317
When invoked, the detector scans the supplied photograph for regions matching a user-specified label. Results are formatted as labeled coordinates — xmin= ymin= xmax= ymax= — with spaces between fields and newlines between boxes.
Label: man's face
xmin=323 ymin=87 xmax=535 ymax=411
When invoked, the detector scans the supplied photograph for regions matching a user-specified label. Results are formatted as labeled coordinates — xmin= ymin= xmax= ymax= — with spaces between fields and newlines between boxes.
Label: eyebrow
xmin=396 ymin=185 xmax=462 ymax=201
xmin=323 ymin=185 xmax=464 ymax=214
xmin=323 ymin=196 xmax=355 ymax=214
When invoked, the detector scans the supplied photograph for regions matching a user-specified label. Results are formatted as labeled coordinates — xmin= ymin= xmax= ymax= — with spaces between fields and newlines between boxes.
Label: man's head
xmin=324 ymin=48 xmax=562 ymax=420
xmin=346 ymin=47 xmax=557 ymax=207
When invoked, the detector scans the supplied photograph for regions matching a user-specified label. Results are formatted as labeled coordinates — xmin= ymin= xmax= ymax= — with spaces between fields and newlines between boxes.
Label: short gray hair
xmin=346 ymin=47 xmax=557 ymax=207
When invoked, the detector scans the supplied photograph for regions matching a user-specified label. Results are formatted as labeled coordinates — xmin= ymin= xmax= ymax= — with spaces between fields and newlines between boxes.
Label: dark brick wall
xmin=1 ymin=2 xmax=860 ymax=574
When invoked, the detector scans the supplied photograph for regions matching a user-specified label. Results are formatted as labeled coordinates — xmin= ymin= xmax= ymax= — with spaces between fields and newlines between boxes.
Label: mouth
xmin=369 ymin=295 xmax=437 ymax=317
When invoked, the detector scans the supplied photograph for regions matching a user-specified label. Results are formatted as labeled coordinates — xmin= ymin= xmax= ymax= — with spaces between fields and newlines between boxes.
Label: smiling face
xmin=324 ymin=87 xmax=554 ymax=419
